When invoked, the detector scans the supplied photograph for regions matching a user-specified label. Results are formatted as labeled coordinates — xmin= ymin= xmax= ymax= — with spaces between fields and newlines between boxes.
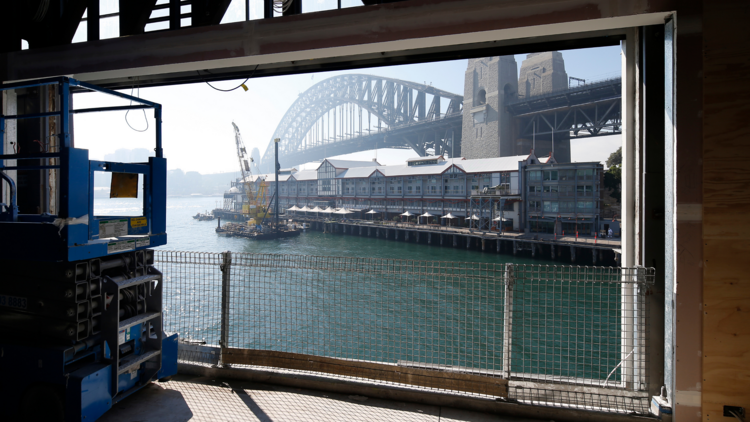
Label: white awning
xmin=466 ymin=214 xmax=480 ymax=220
xmin=298 ymin=206 xmax=311 ymax=212
xmin=334 ymin=208 xmax=353 ymax=214
xmin=420 ymin=212 xmax=434 ymax=218
xmin=288 ymin=206 xmax=300 ymax=211
xmin=401 ymin=211 xmax=414 ymax=217
xmin=321 ymin=207 xmax=335 ymax=213
xmin=441 ymin=213 xmax=458 ymax=219
xmin=366 ymin=210 xmax=379 ymax=214
xmin=310 ymin=206 xmax=323 ymax=212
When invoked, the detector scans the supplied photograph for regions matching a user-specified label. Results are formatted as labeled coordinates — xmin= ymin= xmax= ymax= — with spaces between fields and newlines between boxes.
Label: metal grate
xmin=156 ymin=251 xmax=654 ymax=414
xmin=159 ymin=251 xmax=223 ymax=354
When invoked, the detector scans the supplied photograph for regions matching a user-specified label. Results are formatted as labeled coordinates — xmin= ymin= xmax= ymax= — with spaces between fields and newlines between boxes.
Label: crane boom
xmin=232 ymin=122 xmax=256 ymax=216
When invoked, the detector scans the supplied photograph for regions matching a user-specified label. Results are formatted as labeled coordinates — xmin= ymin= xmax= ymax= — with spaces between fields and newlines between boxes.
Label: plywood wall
xmin=702 ymin=1 xmax=750 ymax=420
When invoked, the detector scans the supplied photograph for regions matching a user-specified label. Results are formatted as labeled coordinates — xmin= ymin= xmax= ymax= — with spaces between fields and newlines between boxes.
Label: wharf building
xmin=230 ymin=153 xmax=604 ymax=236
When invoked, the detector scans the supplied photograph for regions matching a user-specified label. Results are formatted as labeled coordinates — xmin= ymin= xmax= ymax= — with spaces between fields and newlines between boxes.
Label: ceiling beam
xmin=2 ymin=0 xmax=674 ymax=87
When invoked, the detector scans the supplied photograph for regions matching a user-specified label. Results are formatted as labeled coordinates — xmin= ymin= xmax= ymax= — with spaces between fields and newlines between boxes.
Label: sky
xmin=69 ymin=1 xmax=623 ymax=174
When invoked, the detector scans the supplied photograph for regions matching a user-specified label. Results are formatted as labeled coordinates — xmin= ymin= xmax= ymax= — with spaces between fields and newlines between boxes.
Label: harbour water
xmin=96 ymin=196 xmax=622 ymax=382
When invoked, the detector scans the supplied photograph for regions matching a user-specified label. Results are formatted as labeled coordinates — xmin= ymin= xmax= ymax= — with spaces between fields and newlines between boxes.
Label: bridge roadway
xmin=290 ymin=216 xmax=620 ymax=265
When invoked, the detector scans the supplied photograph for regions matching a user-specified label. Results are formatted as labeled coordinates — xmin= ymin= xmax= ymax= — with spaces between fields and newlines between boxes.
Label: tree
xmin=604 ymin=164 xmax=621 ymax=203
xmin=606 ymin=146 xmax=622 ymax=168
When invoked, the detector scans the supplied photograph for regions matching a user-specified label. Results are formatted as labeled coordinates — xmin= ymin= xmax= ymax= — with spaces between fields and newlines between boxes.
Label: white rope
xmin=601 ymin=348 xmax=634 ymax=387
xmin=273 ymin=0 xmax=295 ymax=13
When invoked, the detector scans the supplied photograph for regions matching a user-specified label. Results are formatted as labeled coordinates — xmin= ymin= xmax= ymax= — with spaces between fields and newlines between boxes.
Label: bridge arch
xmin=260 ymin=74 xmax=463 ymax=172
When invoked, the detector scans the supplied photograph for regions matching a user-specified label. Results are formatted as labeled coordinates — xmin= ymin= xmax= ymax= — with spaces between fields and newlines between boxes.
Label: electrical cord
xmin=729 ymin=409 xmax=746 ymax=422
xmin=273 ymin=0 xmax=294 ymax=13
xmin=197 ymin=65 xmax=259 ymax=93
xmin=125 ymin=85 xmax=149 ymax=133
xmin=601 ymin=348 xmax=634 ymax=387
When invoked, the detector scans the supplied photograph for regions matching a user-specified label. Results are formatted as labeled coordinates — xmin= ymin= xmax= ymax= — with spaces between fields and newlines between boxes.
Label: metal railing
xmin=157 ymin=250 xmax=653 ymax=414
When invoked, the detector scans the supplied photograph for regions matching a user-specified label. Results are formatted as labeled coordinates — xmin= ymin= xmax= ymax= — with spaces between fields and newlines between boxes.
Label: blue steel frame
xmin=0 ymin=77 xmax=166 ymax=261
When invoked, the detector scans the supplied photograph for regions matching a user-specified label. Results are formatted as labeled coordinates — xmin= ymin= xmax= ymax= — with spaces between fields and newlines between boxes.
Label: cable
xmin=601 ymin=348 xmax=634 ymax=387
xmin=273 ymin=0 xmax=294 ymax=13
xmin=197 ymin=65 xmax=259 ymax=93
xmin=729 ymin=409 xmax=746 ymax=422
xmin=125 ymin=85 xmax=149 ymax=133
xmin=33 ymin=139 xmax=46 ymax=152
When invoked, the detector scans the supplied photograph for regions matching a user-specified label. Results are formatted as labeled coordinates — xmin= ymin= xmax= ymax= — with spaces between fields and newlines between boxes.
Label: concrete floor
xmin=99 ymin=374 xmax=548 ymax=422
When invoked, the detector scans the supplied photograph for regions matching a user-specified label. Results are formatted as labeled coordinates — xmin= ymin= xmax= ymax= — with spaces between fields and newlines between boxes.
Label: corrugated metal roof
xmin=290 ymin=170 xmax=317 ymax=181
xmin=333 ymin=156 xmax=526 ymax=179
xmin=406 ymin=155 xmax=444 ymax=162
xmin=456 ymin=155 xmax=528 ymax=173
xmin=243 ymin=173 xmax=292 ymax=182
xmin=319 ymin=159 xmax=381 ymax=169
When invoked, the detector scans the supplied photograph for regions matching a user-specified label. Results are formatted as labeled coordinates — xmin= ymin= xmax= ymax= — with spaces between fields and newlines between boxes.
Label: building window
xmin=576 ymin=201 xmax=594 ymax=211
xmin=543 ymin=170 xmax=558 ymax=181
xmin=560 ymin=201 xmax=575 ymax=212
xmin=543 ymin=185 xmax=559 ymax=193
xmin=577 ymin=185 xmax=593 ymax=196
xmin=528 ymin=171 xmax=542 ymax=181
xmin=543 ymin=201 xmax=559 ymax=213
xmin=559 ymin=170 xmax=576 ymax=181
xmin=476 ymin=88 xmax=486 ymax=105
xmin=577 ymin=169 xmax=594 ymax=180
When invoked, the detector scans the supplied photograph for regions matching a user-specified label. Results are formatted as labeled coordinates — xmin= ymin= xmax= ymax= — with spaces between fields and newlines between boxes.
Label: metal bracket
xmin=0 ymin=170 xmax=19 ymax=221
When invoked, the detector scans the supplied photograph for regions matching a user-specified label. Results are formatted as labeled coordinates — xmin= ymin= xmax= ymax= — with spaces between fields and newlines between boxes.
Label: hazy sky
xmin=70 ymin=1 xmax=623 ymax=174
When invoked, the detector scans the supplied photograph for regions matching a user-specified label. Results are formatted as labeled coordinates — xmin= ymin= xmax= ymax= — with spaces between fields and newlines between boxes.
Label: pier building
xmin=232 ymin=152 xmax=605 ymax=235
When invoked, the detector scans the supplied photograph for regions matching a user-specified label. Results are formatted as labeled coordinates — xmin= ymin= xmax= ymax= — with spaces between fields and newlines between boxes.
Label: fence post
xmin=502 ymin=263 xmax=514 ymax=380
xmin=621 ymin=266 xmax=635 ymax=390
xmin=220 ymin=251 xmax=232 ymax=351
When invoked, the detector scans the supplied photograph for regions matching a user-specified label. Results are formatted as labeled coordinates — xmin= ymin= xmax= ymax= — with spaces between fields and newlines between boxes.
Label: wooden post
xmin=513 ymin=240 xmax=517 ymax=255
xmin=428 ymin=232 xmax=432 ymax=244
xmin=531 ymin=243 xmax=536 ymax=257
xmin=570 ymin=246 xmax=576 ymax=263
xmin=453 ymin=235 xmax=457 ymax=248
xmin=592 ymin=248 xmax=597 ymax=265
xmin=551 ymin=244 xmax=555 ymax=260
xmin=482 ymin=238 xmax=486 ymax=251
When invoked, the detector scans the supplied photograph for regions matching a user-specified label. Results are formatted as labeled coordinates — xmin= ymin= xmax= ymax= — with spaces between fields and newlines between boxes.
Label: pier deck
xmin=291 ymin=217 xmax=620 ymax=265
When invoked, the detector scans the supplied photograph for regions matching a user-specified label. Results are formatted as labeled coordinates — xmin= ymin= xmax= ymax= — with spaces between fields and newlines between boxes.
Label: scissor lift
xmin=0 ymin=77 xmax=177 ymax=421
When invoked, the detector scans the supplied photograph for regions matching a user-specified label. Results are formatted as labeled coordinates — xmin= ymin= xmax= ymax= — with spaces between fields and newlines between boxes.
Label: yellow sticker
xmin=130 ymin=217 xmax=147 ymax=228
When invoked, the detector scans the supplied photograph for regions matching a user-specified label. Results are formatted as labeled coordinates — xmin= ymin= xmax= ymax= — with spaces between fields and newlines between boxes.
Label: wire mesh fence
xmin=155 ymin=250 xmax=654 ymax=414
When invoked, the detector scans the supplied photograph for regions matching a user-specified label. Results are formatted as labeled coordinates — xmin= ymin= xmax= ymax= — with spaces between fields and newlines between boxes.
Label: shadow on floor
xmin=99 ymin=374 xmax=547 ymax=422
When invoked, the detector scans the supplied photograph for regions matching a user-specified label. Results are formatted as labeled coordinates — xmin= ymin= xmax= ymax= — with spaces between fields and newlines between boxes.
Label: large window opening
xmin=59 ymin=17 xmax=667 ymax=415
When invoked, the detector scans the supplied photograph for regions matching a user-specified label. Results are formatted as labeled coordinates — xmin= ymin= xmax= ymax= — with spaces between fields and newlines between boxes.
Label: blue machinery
xmin=0 ymin=77 xmax=177 ymax=421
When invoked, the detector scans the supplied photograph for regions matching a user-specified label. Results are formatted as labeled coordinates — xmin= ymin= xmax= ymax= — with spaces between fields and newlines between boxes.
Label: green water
xmin=99 ymin=197 xmax=623 ymax=383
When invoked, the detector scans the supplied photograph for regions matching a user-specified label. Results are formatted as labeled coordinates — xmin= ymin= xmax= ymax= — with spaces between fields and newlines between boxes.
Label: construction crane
xmin=232 ymin=122 xmax=268 ymax=223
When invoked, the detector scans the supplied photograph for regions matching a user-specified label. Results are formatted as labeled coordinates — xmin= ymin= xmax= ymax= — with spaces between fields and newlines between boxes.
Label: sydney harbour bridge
xmin=259 ymin=73 xmax=622 ymax=173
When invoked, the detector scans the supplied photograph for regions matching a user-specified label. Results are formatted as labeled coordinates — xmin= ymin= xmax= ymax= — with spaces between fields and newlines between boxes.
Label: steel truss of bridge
xmin=508 ymin=78 xmax=622 ymax=139
xmin=261 ymin=74 xmax=463 ymax=173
